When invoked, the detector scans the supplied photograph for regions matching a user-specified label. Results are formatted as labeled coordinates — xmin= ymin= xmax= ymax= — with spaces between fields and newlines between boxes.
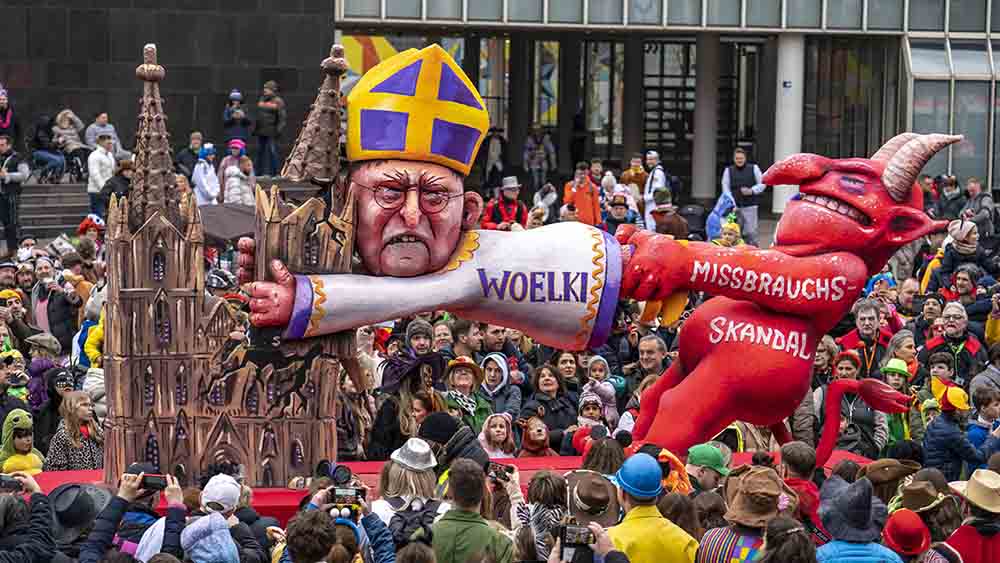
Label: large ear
xmin=462 ymin=191 xmax=484 ymax=230
xmin=885 ymin=205 xmax=946 ymax=246
xmin=761 ymin=153 xmax=833 ymax=186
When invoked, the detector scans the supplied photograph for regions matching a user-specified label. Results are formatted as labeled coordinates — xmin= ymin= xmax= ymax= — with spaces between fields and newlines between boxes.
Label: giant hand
xmin=615 ymin=224 xmax=691 ymax=302
xmin=247 ymin=260 xmax=296 ymax=328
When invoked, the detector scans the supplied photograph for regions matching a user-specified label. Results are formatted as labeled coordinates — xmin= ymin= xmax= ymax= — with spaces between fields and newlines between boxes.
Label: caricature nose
xmin=400 ymin=189 xmax=422 ymax=228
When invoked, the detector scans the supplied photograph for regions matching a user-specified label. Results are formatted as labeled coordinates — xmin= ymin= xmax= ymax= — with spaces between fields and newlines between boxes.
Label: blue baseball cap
xmin=612 ymin=453 xmax=663 ymax=500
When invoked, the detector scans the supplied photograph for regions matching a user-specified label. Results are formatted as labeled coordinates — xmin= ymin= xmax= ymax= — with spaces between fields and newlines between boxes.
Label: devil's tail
xmin=815 ymin=378 xmax=911 ymax=468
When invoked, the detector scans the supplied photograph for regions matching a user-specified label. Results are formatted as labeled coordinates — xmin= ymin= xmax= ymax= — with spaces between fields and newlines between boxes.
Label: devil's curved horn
xmin=870 ymin=132 xmax=919 ymax=162
xmin=882 ymin=134 xmax=963 ymax=202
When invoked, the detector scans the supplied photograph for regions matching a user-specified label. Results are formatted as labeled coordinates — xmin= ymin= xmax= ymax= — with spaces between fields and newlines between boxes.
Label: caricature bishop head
xmin=346 ymin=44 xmax=488 ymax=277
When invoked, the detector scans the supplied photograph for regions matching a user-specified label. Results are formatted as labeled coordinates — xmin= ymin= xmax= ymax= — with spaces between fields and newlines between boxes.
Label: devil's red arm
xmin=619 ymin=227 xmax=869 ymax=321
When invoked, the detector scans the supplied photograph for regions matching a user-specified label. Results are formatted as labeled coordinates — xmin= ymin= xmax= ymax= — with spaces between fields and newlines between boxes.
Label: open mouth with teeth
xmin=386 ymin=234 xmax=424 ymax=245
xmin=797 ymin=193 xmax=872 ymax=226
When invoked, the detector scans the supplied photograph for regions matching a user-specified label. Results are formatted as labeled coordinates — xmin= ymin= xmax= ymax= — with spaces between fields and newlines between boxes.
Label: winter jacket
xmin=444 ymin=391 xmax=492 ymax=435
xmin=963 ymin=191 xmax=995 ymax=236
xmin=814 ymin=387 xmax=888 ymax=460
xmin=478 ymin=352 xmax=522 ymax=417
xmin=254 ymin=95 xmax=286 ymax=138
xmin=30 ymin=287 xmax=80 ymax=357
xmin=582 ymin=376 xmax=619 ymax=429
xmin=520 ymin=391 xmax=579 ymax=450
xmin=945 ymin=518 xmax=1000 ymax=563
xmin=563 ymin=178 xmax=603 ymax=227
xmin=33 ymin=370 xmax=64 ymax=455
xmin=480 ymin=198 xmax=528 ymax=230
xmin=52 ymin=110 xmax=86 ymax=153
xmin=174 ymin=146 xmax=200 ymax=179
xmin=608 ymin=505 xmax=697 ymax=563
xmin=86 ymin=145 xmax=115 ymax=194
xmin=918 ymin=332 xmax=988 ymax=389
xmin=923 ymin=411 xmax=1000 ymax=481
xmin=29 ymin=115 xmax=58 ymax=153
xmin=222 ymin=106 xmax=252 ymax=143
xmin=193 ymin=159 xmax=220 ymax=206
xmin=784 ymin=477 xmax=828 ymax=545
xmin=816 ymin=540 xmax=903 ymax=562
xmin=0 ymin=106 xmax=21 ymax=150
xmin=42 ymin=419 xmax=102 ymax=471
xmin=223 ymin=165 xmax=254 ymax=206
xmin=80 ymin=496 xmax=184 ymax=563
xmin=836 ymin=329 xmax=890 ymax=379
xmin=234 ymin=506 xmax=280 ymax=552
xmin=0 ymin=149 xmax=29 ymax=196
xmin=73 ymin=318 xmax=98 ymax=368
xmin=84 ymin=122 xmax=129 ymax=158
xmin=935 ymin=189 xmax=969 ymax=221
xmin=968 ymin=417 xmax=1000 ymax=470
xmin=101 ymin=174 xmax=131 ymax=203
xmin=430 ymin=509 xmax=513 ymax=563
xmin=0 ymin=493 xmax=55 ymax=563
xmin=228 ymin=520 xmax=267 ymax=563
xmin=367 ymin=395 xmax=407 ymax=461
xmin=84 ymin=310 xmax=104 ymax=367
xmin=935 ymin=246 xmax=1000 ymax=290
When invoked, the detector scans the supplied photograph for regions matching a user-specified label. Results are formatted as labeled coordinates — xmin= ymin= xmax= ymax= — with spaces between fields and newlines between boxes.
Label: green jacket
xmin=430 ymin=509 xmax=513 ymax=563
xmin=445 ymin=392 xmax=493 ymax=435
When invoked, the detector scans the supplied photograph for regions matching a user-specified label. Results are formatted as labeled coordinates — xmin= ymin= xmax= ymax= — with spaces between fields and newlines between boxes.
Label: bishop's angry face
xmin=351 ymin=160 xmax=483 ymax=277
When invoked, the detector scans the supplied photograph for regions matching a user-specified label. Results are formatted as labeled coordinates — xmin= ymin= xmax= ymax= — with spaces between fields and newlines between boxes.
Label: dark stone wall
xmin=0 ymin=0 xmax=335 ymax=157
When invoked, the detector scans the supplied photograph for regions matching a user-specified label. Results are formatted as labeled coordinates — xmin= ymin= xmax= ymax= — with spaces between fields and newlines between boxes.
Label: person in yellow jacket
xmin=608 ymin=453 xmax=698 ymax=563
xmin=84 ymin=308 xmax=104 ymax=367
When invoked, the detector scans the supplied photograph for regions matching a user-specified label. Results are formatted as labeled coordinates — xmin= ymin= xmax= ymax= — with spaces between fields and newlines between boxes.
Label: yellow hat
xmin=0 ymin=290 xmax=20 ymax=303
xmin=0 ymin=350 xmax=22 ymax=362
xmin=346 ymin=44 xmax=489 ymax=176
xmin=722 ymin=222 xmax=741 ymax=236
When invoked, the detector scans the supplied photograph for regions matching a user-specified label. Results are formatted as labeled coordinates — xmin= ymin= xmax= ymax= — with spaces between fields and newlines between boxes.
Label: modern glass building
xmin=337 ymin=0 xmax=1000 ymax=210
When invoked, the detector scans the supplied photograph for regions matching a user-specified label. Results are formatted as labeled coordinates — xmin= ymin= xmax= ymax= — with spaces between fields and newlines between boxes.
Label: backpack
xmin=387 ymin=497 xmax=442 ymax=548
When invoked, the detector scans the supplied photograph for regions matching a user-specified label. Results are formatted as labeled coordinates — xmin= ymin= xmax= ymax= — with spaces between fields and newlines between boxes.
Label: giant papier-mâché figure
xmin=245 ymin=44 xmax=955 ymax=460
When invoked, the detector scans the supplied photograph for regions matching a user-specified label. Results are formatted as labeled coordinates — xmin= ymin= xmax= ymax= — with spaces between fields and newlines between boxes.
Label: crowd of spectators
xmin=3 ymin=76 xmax=1000 ymax=561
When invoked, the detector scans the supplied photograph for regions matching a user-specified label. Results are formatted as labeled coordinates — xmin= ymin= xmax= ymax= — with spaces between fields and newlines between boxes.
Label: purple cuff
xmin=283 ymin=275 xmax=314 ymax=341
xmin=588 ymin=230 xmax=622 ymax=348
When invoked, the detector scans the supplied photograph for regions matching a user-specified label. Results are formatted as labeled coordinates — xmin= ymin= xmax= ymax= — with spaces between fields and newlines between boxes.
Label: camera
xmin=0 ymin=476 xmax=22 ymax=492
xmin=141 ymin=474 xmax=168 ymax=491
xmin=487 ymin=462 xmax=514 ymax=483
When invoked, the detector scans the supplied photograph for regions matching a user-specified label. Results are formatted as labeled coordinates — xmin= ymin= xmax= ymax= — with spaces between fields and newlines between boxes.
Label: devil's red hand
xmin=857 ymin=379 xmax=911 ymax=414
xmin=616 ymin=225 xmax=691 ymax=302
xmin=248 ymin=260 xmax=296 ymax=328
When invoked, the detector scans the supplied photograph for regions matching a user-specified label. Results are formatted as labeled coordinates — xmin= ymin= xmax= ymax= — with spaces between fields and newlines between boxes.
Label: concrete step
xmin=20 ymin=191 xmax=91 ymax=206
xmin=19 ymin=224 xmax=84 ymax=239
xmin=17 ymin=213 xmax=91 ymax=227
xmin=21 ymin=181 xmax=89 ymax=196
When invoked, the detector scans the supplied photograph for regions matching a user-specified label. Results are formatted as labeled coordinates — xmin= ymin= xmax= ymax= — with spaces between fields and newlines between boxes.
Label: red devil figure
xmin=621 ymin=133 xmax=960 ymax=462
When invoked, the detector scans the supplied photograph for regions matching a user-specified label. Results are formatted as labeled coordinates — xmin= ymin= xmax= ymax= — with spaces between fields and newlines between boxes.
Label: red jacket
xmin=480 ymin=198 xmax=528 ymax=230
xmin=946 ymin=522 xmax=1000 ymax=563
xmin=784 ymin=477 xmax=829 ymax=545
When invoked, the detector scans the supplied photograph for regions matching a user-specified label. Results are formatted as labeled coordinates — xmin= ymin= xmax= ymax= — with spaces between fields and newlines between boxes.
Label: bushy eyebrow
xmin=378 ymin=169 xmax=449 ymax=191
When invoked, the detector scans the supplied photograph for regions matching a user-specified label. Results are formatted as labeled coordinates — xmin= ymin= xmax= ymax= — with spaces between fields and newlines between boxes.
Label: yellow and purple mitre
xmin=346 ymin=44 xmax=489 ymax=177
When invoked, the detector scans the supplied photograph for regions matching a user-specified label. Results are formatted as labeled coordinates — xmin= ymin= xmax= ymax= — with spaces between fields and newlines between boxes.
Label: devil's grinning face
xmin=769 ymin=161 xmax=936 ymax=263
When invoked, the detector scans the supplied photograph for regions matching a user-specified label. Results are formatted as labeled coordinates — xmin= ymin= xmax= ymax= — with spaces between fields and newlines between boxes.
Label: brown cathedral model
xmin=103 ymin=44 xmax=356 ymax=487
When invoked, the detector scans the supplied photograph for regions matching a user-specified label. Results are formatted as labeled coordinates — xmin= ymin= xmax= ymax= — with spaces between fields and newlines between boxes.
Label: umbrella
xmin=197 ymin=204 xmax=256 ymax=247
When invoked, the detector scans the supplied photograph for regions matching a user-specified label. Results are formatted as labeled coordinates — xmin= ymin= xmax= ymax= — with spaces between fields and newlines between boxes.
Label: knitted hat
xmin=405 ymin=319 xmax=434 ymax=344
xmin=417 ymin=411 xmax=460 ymax=445
xmin=228 ymin=88 xmax=243 ymax=101
xmin=948 ymin=219 xmax=977 ymax=242
xmin=579 ymin=391 xmax=603 ymax=414
xmin=227 ymin=139 xmax=246 ymax=151
xmin=0 ymin=85 xmax=7 ymax=98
